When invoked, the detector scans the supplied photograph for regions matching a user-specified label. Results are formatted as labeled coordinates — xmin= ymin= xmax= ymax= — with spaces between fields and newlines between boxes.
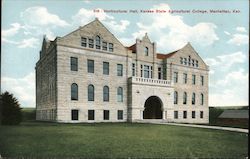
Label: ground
xmin=0 ymin=121 xmax=248 ymax=158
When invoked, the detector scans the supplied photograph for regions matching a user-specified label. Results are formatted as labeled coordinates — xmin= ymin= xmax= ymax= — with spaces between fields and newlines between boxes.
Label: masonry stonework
xmin=36 ymin=18 xmax=209 ymax=123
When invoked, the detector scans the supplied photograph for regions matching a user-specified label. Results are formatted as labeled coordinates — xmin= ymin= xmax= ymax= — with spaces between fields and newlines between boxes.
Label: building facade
xmin=36 ymin=18 xmax=209 ymax=123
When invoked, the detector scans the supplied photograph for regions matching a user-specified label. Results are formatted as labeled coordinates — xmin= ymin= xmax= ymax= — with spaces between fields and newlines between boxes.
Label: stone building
xmin=36 ymin=18 xmax=209 ymax=123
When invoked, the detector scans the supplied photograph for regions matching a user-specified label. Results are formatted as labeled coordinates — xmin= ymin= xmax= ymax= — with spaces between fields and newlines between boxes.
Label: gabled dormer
xmin=57 ymin=18 xmax=128 ymax=56
xmin=129 ymin=33 xmax=157 ymax=63
xmin=158 ymin=43 xmax=209 ymax=70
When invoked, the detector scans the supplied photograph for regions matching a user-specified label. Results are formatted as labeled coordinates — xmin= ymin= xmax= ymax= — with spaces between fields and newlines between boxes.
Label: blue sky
xmin=1 ymin=0 xmax=249 ymax=107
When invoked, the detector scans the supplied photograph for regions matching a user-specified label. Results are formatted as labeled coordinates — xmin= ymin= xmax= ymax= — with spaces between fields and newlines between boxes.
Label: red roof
xmin=157 ymin=50 xmax=178 ymax=59
xmin=126 ymin=44 xmax=136 ymax=53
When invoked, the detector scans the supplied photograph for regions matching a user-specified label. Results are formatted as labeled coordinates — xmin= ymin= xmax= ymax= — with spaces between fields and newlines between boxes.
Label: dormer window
xmin=188 ymin=56 xmax=191 ymax=66
xmin=180 ymin=57 xmax=183 ymax=64
xmin=192 ymin=59 xmax=195 ymax=67
xmin=81 ymin=37 xmax=87 ymax=47
xmin=102 ymin=42 xmax=107 ymax=51
xmin=95 ymin=36 xmax=101 ymax=49
xmin=196 ymin=60 xmax=199 ymax=67
xmin=145 ymin=47 xmax=149 ymax=56
xmin=109 ymin=43 xmax=113 ymax=52
xmin=184 ymin=58 xmax=187 ymax=65
xmin=89 ymin=38 xmax=94 ymax=48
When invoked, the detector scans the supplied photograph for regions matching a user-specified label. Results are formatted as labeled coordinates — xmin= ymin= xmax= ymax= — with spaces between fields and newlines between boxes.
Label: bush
xmin=0 ymin=91 xmax=22 ymax=125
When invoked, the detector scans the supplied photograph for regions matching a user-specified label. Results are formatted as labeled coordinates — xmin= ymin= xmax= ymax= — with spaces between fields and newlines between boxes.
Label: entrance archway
xmin=143 ymin=96 xmax=163 ymax=119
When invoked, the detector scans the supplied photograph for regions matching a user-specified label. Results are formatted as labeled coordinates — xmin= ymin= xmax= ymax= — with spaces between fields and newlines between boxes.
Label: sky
xmin=1 ymin=0 xmax=249 ymax=107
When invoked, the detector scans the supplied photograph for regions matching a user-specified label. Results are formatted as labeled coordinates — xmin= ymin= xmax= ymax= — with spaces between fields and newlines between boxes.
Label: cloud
xmin=104 ymin=20 xmax=130 ymax=33
xmin=18 ymin=37 xmax=39 ymax=48
xmin=205 ymin=51 xmax=246 ymax=71
xmin=224 ymin=31 xmax=231 ymax=35
xmin=84 ymin=0 xmax=91 ymax=4
xmin=2 ymin=23 xmax=22 ymax=37
xmin=2 ymin=37 xmax=39 ymax=48
xmin=236 ymin=26 xmax=247 ymax=33
xmin=72 ymin=8 xmax=113 ymax=24
xmin=227 ymin=33 xmax=249 ymax=46
xmin=72 ymin=8 xmax=130 ymax=33
xmin=21 ymin=6 xmax=69 ymax=27
xmin=210 ymin=69 xmax=248 ymax=106
xmin=131 ymin=3 xmax=219 ymax=52
xmin=2 ymin=72 xmax=35 ymax=107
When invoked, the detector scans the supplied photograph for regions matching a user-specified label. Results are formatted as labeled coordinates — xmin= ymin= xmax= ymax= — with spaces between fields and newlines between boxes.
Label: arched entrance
xmin=143 ymin=96 xmax=163 ymax=119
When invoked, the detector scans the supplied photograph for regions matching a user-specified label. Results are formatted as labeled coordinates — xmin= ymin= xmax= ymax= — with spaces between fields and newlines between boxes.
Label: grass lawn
xmin=0 ymin=121 xmax=248 ymax=158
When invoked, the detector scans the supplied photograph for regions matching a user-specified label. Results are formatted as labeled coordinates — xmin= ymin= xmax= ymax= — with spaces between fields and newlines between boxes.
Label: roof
xmin=157 ymin=50 xmax=179 ymax=59
xmin=218 ymin=110 xmax=249 ymax=119
xmin=127 ymin=44 xmax=136 ymax=53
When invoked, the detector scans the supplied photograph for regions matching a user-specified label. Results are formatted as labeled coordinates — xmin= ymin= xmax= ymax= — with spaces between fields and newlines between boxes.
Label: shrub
xmin=0 ymin=91 xmax=22 ymax=125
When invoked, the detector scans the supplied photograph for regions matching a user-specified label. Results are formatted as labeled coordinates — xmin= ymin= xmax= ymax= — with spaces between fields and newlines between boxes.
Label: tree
xmin=0 ymin=91 xmax=22 ymax=125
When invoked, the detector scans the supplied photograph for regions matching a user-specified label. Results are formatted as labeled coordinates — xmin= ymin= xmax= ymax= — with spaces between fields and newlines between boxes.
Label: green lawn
xmin=0 ymin=122 xmax=248 ymax=158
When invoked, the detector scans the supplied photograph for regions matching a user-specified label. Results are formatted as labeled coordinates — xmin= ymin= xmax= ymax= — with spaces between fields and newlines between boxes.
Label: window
xmin=71 ymin=110 xmax=78 ymax=120
xmin=184 ymin=58 xmax=187 ymax=65
xmin=188 ymin=56 xmax=191 ymax=66
xmin=192 ymin=111 xmax=196 ymax=118
xmin=117 ymin=87 xmax=123 ymax=102
xmin=118 ymin=110 xmax=123 ymax=120
xmin=71 ymin=83 xmax=78 ymax=100
xmin=192 ymin=74 xmax=196 ymax=85
xmin=196 ymin=60 xmax=199 ymax=67
xmin=81 ymin=37 xmax=87 ymax=47
xmin=88 ymin=59 xmax=94 ymax=73
xmin=103 ymin=86 xmax=109 ymax=102
xmin=88 ymin=84 xmax=94 ymax=101
xmin=103 ymin=62 xmax=109 ymax=75
xmin=117 ymin=64 xmax=123 ymax=76
xmin=192 ymin=93 xmax=196 ymax=105
xmin=183 ymin=73 xmax=187 ymax=84
xmin=201 ymin=93 xmax=204 ymax=105
xmin=174 ymin=91 xmax=178 ymax=104
xmin=95 ymin=36 xmax=101 ymax=49
xmin=201 ymin=76 xmax=204 ymax=86
xmin=109 ymin=43 xmax=113 ymax=52
xmin=88 ymin=110 xmax=94 ymax=120
xmin=174 ymin=111 xmax=178 ymax=119
xmin=132 ymin=63 xmax=136 ymax=76
xmin=150 ymin=66 xmax=153 ymax=78
xmin=144 ymin=65 xmax=150 ymax=78
xmin=183 ymin=92 xmax=187 ymax=104
xmin=88 ymin=38 xmax=94 ymax=48
xmin=192 ymin=59 xmax=195 ymax=67
xmin=145 ymin=47 xmax=149 ymax=56
xmin=102 ymin=42 xmax=107 ymax=51
xmin=200 ymin=111 xmax=204 ymax=118
xmin=140 ymin=65 xmax=143 ymax=77
xmin=104 ymin=110 xmax=109 ymax=120
xmin=180 ymin=57 xmax=183 ymax=64
xmin=70 ymin=57 xmax=78 ymax=71
xmin=158 ymin=67 xmax=162 ymax=79
xmin=183 ymin=111 xmax=187 ymax=119
xmin=173 ymin=72 xmax=178 ymax=83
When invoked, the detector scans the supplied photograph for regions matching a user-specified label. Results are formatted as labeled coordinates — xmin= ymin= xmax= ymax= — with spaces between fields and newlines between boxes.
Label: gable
xmin=57 ymin=18 xmax=127 ymax=55
xmin=168 ymin=43 xmax=209 ymax=70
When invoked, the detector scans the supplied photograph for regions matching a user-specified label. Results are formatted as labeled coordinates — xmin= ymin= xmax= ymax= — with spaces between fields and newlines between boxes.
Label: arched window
xmin=88 ymin=84 xmax=94 ymax=101
xmin=144 ymin=47 xmax=149 ymax=56
xmin=103 ymin=86 xmax=109 ymax=102
xmin=192 ymin=93 xmax=196 ymax=105
xmin=174 ymin=91 xmax=178 ymax=104
xmin=117 ymin=87 xmax=123 ymax=102
xmin=201 ymin=93 xmax=204 ymax=105
xmin=183 ymin=92 xmax=187 ymax=104
xmin=71 ymin=83 xmax=78 ymax=100
xmin=95 ymin=36 xmax=101 ymax=49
